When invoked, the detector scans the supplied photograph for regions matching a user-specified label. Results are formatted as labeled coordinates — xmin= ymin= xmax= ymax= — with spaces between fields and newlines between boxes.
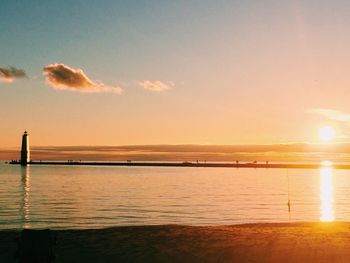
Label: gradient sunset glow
xmin=1 ymin=1 xmax=350 ymax=149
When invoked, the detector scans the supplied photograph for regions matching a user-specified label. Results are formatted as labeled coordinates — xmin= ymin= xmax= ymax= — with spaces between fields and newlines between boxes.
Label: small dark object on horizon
xmin=15 ymin=229 xmax=56 ymax=263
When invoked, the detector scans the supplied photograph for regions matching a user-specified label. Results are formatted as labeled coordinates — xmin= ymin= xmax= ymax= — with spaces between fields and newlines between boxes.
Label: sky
xmin=2 ymin=0 xmax=350 ymax=147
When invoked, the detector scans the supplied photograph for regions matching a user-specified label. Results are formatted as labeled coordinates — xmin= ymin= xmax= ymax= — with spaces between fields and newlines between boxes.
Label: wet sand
xmin=1 ymin=222 xmax=350 ymax=262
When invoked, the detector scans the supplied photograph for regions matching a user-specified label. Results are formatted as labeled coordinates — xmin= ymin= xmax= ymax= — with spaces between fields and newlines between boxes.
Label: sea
xmin=0 ymin=162 xmax=346 ymax=229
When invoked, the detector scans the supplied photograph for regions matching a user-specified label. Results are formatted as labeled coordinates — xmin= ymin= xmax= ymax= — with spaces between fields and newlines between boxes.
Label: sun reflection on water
xmin=320 ymin=162 xmax=335 ymax=222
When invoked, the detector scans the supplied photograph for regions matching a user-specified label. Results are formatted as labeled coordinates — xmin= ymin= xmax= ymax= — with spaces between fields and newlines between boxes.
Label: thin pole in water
xmin=287 ymin=169 xmax=291 ymax=221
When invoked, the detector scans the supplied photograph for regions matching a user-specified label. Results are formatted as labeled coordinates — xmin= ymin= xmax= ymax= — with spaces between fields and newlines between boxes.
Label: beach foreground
xmin=1 ymin=222 xmax=350 ymax=262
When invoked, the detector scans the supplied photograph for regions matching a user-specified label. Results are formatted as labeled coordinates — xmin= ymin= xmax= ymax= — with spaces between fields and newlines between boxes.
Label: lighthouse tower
xmin=20 ymin=131 xmax=30 ymax=166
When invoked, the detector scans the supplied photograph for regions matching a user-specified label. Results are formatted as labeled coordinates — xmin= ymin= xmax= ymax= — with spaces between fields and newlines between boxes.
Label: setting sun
xmin=319 ymin=126 xmax=336 ymax=142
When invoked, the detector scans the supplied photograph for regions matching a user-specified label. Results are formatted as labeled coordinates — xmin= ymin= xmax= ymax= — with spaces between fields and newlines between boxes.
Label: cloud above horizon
xmin=0 ymin=66 xmax=27 ymax=82
xmin=140 ymin=80 xmax=174 ymax=92
xmin=43 ymin=63 xmax=123 ymax=94
xmin=308 ymin=108 xmax=350 ymax=122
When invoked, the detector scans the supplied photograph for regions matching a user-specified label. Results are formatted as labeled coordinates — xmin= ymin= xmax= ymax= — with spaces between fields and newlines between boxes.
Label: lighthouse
xmin=20 ymin=131 xmax=30 ymax=166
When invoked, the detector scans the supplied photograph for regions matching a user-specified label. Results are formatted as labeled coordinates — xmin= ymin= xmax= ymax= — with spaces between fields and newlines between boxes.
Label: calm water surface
xmin=0 ymin=163 xmax=347 ymax=229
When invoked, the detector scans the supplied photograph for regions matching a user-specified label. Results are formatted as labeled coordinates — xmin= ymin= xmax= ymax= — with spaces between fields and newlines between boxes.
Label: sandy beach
xmin=1 ymin=222 xmax=350 ymax=262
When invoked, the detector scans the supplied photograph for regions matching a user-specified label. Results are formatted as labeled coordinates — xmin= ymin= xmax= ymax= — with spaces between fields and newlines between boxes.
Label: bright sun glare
xmin=319 ymin=126 xmax=336 ymax=142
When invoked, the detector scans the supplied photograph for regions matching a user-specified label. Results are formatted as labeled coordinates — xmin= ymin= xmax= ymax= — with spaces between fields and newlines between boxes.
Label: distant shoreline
xmin=8 ymin=160 xmax=346 ymax=169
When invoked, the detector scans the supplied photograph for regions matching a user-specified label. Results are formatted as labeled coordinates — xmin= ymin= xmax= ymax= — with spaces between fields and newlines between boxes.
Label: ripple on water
xmin=0 ymin=164 xmax=345 ymax=229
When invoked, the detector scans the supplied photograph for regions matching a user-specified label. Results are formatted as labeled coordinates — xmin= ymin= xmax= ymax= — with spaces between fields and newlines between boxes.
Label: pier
xmin=9 ymin=131 xmax=348 ymax=169
xmin=8 ymin=160 xmax=350 ymax=169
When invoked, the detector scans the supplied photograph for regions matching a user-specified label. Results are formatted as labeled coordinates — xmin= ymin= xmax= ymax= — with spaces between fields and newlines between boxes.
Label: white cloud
xmin=307 ymin=108 xmax=350 ymax=122
xmin=140 ymin=80 xmax=174 ymax=92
